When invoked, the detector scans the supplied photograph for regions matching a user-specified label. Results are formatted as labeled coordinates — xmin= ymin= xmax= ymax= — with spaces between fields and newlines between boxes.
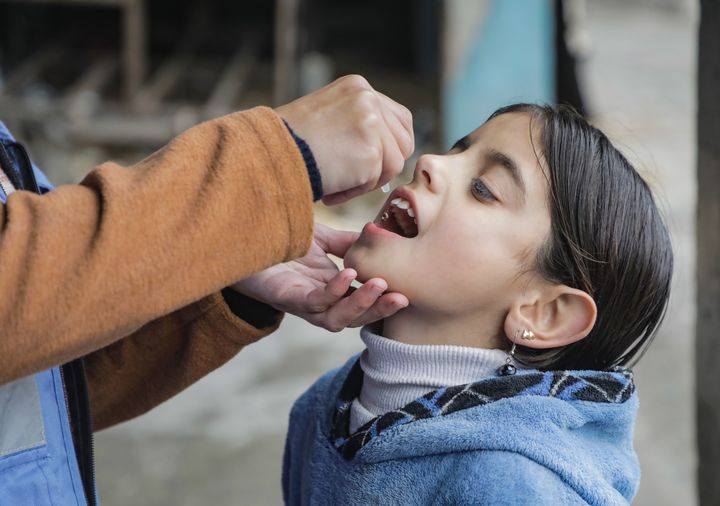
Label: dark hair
xmin=488 ymin=104 xmax=673 ymax=371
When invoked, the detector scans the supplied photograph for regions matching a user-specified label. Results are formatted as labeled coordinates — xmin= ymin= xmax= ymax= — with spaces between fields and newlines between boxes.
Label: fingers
xmin=347 ymin=292 xmax=410 ymax=328
xmin=316 ymin=277 xmax=390 ymax=332
xmin=356 ymin=89 xmax=413 ymax=194
xmin=322 ymin=182 xmax=385 ymax=205
xmin=321 ymin=188 xmax=364 ymax=206
xmin=300 ymin=271 xmax=410 ymax=332
xmin=348 ymin=101 xmax=403 ymax=194
xmin=322 ymin=278 xmax=408 ymax=332
xmin=304 ymin=268 xmax=357 ymax=313
xmin=313 ymin=222 xmax=360 ymax=258
xmin=376 ymin=114 xmax=407 ymax=189
xmin=376 ymin=91 xmax=414 ymax=159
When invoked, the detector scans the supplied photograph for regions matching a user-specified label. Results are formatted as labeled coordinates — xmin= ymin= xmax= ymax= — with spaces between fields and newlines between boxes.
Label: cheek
xmin=432 ymin=217 xmax=508 ymax=267
xmin=415 ymin=221 xmax=521 ymax=304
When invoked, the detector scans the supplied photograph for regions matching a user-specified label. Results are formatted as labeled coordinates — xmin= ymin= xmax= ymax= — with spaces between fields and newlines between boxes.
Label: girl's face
xmin=345 ymin=113 xmax=552 ymax=329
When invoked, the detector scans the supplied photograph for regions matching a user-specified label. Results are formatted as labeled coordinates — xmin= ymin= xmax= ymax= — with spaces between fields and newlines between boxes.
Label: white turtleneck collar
xmin=349 ymin=326 xmax=510 ymax=433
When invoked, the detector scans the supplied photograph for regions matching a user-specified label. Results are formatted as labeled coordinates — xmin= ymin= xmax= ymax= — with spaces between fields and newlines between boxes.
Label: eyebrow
xmin=484 ymin=148 xmax=526 ymax=202
xmin=450 ymin=136 xmax=471 ymax=151
xmin=451 ymin=136 xmax=526 ymax=202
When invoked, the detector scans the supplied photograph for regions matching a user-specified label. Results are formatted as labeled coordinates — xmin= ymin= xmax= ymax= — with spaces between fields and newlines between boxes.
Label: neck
xmin=381 ymin=305 xmax=506 ymax=350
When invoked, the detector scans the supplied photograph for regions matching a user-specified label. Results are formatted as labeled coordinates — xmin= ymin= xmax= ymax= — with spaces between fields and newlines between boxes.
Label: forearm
xmin=85 ymin=291 xmax=283 ymax=430
xmin=0 ymin=107 xmax=314 ymax=385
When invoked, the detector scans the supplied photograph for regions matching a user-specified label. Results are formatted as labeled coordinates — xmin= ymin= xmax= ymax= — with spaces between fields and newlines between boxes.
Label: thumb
xmin=314 ymin=222 xmax=360 ymax=258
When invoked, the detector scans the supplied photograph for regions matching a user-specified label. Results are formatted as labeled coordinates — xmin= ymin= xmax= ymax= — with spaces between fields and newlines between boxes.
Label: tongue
xmin=392 ymin=207 xmax=418 ymax=238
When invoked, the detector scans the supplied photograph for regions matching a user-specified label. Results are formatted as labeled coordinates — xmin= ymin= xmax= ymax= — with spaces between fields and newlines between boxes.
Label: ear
xmin=504 ymin=285 xmax=597 ymax=349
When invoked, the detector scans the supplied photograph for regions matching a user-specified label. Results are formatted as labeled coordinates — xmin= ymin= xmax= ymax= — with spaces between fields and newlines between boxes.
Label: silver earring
xmin=521 ymin=329 xmax=535 ymax=341
xmin=381 ymin=211 xmax=390 ymax=221
xmin=497 ymin=330 xmax=522 ymax=376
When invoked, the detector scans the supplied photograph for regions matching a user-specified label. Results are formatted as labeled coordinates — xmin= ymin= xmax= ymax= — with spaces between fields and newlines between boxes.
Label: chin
xmin=345 ymin=245 xmax=415 ymax=299
xmin=345 ymin=243 xmax=398 ymax=285
xmin=343 ymin=244 xmax=375 ymax=283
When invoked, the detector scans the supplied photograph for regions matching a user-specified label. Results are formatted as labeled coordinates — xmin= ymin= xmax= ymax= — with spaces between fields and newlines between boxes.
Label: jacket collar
xmin=331 ymin=359 xmax=635 ymax=460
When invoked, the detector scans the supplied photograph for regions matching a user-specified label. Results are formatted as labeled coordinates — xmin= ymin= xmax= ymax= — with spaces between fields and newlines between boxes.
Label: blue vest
xmin=0 ymin=122 xmax=96 ymax=505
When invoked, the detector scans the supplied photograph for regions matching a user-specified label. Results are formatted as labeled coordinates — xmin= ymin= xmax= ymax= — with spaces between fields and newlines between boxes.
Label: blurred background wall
xmin=0 ymin=0 xmax=699 ymax=504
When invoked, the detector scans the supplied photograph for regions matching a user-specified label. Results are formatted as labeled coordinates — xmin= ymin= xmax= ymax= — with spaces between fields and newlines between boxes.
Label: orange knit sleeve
xmin=85 ymin=291 xmax=284 ymax=430
xmin=0 ymin=107 xmax=314 ymax=385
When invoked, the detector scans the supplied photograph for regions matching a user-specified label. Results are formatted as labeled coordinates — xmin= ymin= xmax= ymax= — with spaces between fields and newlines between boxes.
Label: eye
xmin=470 ymin=177 xmax=497 ymax=202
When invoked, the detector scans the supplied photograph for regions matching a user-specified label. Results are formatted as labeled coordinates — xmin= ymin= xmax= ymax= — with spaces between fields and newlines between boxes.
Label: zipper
xmin=10 ymin=141 xmax=41 ymax=194
xmin=2 ymin=139 xmax=97 ymax=506
xmin=60 ymin=360 xmax=97 ymax=506
xmin=0 ymin=142 xmax=22 ymax=190
xmin=0 ymin=170 xmax=15 ymax=198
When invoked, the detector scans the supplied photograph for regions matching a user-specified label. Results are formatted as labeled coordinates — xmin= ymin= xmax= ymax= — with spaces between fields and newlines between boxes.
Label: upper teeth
xmin=393 ymin=198 xmax=409 ymax=209
xmin=391 ymin=198 xmax=415 ymax=219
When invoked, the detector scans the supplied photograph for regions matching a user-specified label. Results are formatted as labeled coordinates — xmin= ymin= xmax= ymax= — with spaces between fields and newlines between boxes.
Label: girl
xmin=282 ymin=104 xmax=673 ymax=505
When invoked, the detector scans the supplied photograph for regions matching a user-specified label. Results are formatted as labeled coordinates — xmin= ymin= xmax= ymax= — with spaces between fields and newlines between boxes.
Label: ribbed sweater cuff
xmin=220 ymin=288 xmax=281 ymax=330
xmin=284 ymin=121 xmax=323 ymax=201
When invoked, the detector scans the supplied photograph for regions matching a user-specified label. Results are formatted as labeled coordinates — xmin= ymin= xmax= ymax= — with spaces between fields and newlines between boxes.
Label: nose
xmin=414 ymin=154 xmax=446 ymax=193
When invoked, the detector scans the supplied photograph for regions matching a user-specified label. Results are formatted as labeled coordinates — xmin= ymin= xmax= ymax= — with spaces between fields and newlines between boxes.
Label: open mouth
xmin=377 ymin=197 xmax=419 ymax=238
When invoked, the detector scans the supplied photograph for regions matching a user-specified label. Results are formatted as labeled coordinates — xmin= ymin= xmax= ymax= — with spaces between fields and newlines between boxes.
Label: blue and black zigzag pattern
xmin=331 ymin=361 xmax=634 ymax=460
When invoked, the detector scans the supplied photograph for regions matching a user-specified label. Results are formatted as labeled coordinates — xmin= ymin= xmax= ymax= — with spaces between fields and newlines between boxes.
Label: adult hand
xmin=276 ymin=75 xmax=414 ymax=205
xmin=231 ymin=223 xmax=408 ymax=331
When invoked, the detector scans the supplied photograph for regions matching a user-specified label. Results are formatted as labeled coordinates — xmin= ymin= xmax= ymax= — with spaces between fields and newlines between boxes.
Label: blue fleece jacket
xmin=283 ymin=355 xmax=640 ymax=505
